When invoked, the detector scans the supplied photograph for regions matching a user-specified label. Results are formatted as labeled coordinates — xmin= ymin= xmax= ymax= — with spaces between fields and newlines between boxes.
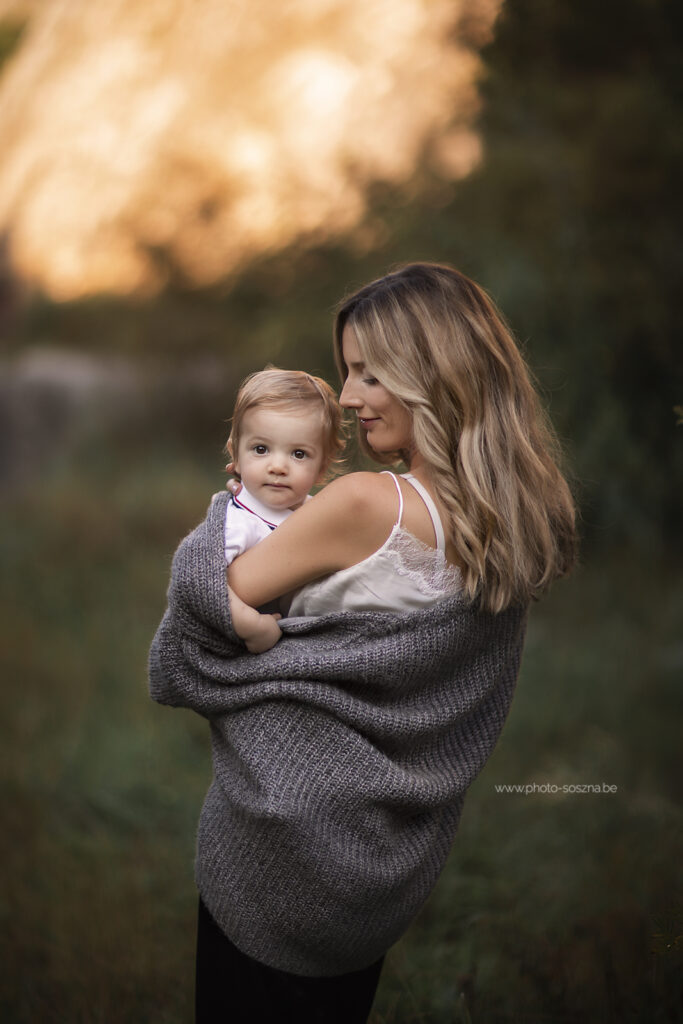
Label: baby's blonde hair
xmin=335 ymin=262 xmax=577 ymax=612
xmin=226 ymin=367 xmax=345 ymax=482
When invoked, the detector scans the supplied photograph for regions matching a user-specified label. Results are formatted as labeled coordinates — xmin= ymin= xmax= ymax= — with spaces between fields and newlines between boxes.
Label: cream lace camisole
xmin=287 ymin=472 xmax=462 ymax=616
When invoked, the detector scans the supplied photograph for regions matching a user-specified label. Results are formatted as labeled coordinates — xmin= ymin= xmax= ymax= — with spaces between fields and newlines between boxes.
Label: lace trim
xmin=386 ymin=525 xmax=462 ymax=597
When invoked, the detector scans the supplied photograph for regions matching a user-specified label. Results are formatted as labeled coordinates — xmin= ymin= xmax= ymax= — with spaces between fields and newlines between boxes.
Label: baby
xmin=224 ymin=367 xmax=344 ymax=653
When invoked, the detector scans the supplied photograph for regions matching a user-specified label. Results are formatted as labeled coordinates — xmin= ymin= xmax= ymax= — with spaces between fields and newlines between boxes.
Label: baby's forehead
xmin=242 ymin=401 xmax=325 ymax=437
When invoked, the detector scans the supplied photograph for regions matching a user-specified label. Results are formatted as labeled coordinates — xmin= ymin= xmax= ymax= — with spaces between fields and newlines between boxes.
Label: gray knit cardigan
xmin=149 ymin=491 xmax=527 ymax=976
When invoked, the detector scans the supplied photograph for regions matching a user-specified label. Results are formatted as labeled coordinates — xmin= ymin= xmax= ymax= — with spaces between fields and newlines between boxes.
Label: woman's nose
xmin=340 ymin=377 xmax=362 ymax=408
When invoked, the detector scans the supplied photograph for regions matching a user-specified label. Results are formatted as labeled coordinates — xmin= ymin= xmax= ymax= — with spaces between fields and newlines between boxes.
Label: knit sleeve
xmin=148 ymin=492 xmax=249 ymax=715
xmin=148 ymin=606 xmax=248 ymax=716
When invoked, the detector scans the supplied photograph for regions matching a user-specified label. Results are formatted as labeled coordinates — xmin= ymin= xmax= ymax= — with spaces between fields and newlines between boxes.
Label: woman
xmin=149 ymin=262 xmax=576 ymax=1022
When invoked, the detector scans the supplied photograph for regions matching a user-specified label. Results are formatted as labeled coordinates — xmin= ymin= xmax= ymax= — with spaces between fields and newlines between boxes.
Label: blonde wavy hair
xmin=334 ymin=262 xmax=577 ymax=612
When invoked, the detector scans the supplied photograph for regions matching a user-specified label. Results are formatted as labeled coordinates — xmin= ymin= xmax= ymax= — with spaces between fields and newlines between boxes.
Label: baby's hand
xmin=244 ymin=614 xmax=282 ymax=654
xmin=229 ymin=585 xmax=282 ymax=653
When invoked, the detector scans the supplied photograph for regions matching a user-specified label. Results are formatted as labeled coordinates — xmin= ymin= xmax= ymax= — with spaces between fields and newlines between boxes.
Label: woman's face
xmin=339 ymin=324 xmax=413 ymax=455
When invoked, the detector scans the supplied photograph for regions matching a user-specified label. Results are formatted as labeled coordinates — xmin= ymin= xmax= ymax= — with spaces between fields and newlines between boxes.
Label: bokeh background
xmin=1 ymin=0 xmax=681 ymax=1021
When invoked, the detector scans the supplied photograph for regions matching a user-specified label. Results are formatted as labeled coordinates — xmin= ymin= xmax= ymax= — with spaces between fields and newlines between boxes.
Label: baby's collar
xmin=231 ymin=485 xmax=294 ymax=527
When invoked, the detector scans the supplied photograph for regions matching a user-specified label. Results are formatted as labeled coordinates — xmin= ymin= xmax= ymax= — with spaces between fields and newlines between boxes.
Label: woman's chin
xmin=366 ymin=435 xmax=399 ymax=454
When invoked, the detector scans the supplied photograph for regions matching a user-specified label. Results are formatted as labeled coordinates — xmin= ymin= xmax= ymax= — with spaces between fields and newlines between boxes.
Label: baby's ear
xmin=225 ymin=438 xmax=237 ymax=472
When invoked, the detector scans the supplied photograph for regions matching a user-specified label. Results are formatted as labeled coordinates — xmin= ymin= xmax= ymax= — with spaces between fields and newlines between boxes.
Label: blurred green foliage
xmin=0 ymin=18 xmax=25 ymax=72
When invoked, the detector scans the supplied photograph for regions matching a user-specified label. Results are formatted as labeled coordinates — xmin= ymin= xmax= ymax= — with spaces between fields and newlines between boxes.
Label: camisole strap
xmin=401 ymin=473 xmax=447 ymax=552
xmin=380 ymin=471 xmax=404 ymax=527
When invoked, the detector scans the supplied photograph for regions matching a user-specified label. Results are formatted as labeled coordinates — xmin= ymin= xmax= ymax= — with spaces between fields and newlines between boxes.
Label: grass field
xmin=1 ymin=451 xmax=681 ymax=1022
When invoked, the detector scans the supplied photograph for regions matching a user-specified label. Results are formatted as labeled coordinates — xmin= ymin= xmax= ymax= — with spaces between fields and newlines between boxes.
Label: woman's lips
xmin=359 ymin=417 xmax=380 ymax=429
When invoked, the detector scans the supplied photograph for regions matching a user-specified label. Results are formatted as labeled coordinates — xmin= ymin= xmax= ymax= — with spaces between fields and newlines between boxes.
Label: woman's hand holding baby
xmin=225 ymin=463 xmax=241 ymax=496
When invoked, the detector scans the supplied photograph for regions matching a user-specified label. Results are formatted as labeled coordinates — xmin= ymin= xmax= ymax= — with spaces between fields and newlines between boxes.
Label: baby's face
xmin=235 ymin=405 xmax=326 ymax=511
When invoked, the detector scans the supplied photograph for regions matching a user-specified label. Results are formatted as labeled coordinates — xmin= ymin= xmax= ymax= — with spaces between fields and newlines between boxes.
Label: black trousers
xmin=195 ymin=897 xmax=384 ymax=1023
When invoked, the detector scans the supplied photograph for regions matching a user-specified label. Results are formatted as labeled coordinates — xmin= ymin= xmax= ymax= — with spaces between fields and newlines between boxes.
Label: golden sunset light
xmin=0 ymin=0 xmax=501 ymax=299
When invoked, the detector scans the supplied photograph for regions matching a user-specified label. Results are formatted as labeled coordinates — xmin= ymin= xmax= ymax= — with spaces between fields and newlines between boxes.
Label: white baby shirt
xmin=223 ymin=486 xmax=293 ymax=565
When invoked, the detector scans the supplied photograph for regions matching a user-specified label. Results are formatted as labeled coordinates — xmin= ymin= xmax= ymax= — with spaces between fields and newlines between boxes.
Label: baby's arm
xmin=228 ymin=586 xmax=282 ymax=654
xmin=224 ymin=489 xmax=283 ymax=653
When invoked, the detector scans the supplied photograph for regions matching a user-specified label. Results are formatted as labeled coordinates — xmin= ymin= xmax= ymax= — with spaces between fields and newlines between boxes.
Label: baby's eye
xmin=292 ymin=449 xmax=308 ymax=460
xmin=253 ymin=444 xmax=268 ymax=455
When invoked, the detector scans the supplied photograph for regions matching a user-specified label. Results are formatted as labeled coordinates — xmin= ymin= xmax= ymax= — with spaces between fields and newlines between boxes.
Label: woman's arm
xmin=228 ymin=472 xmax=398 ymax=608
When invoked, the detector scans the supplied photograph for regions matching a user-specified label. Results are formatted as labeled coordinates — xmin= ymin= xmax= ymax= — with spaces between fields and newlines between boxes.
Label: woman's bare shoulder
xmin=315 ymin=470 xmax=398 ymax=507
xmin=309 ymin=471 xmax=400 ymax=531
